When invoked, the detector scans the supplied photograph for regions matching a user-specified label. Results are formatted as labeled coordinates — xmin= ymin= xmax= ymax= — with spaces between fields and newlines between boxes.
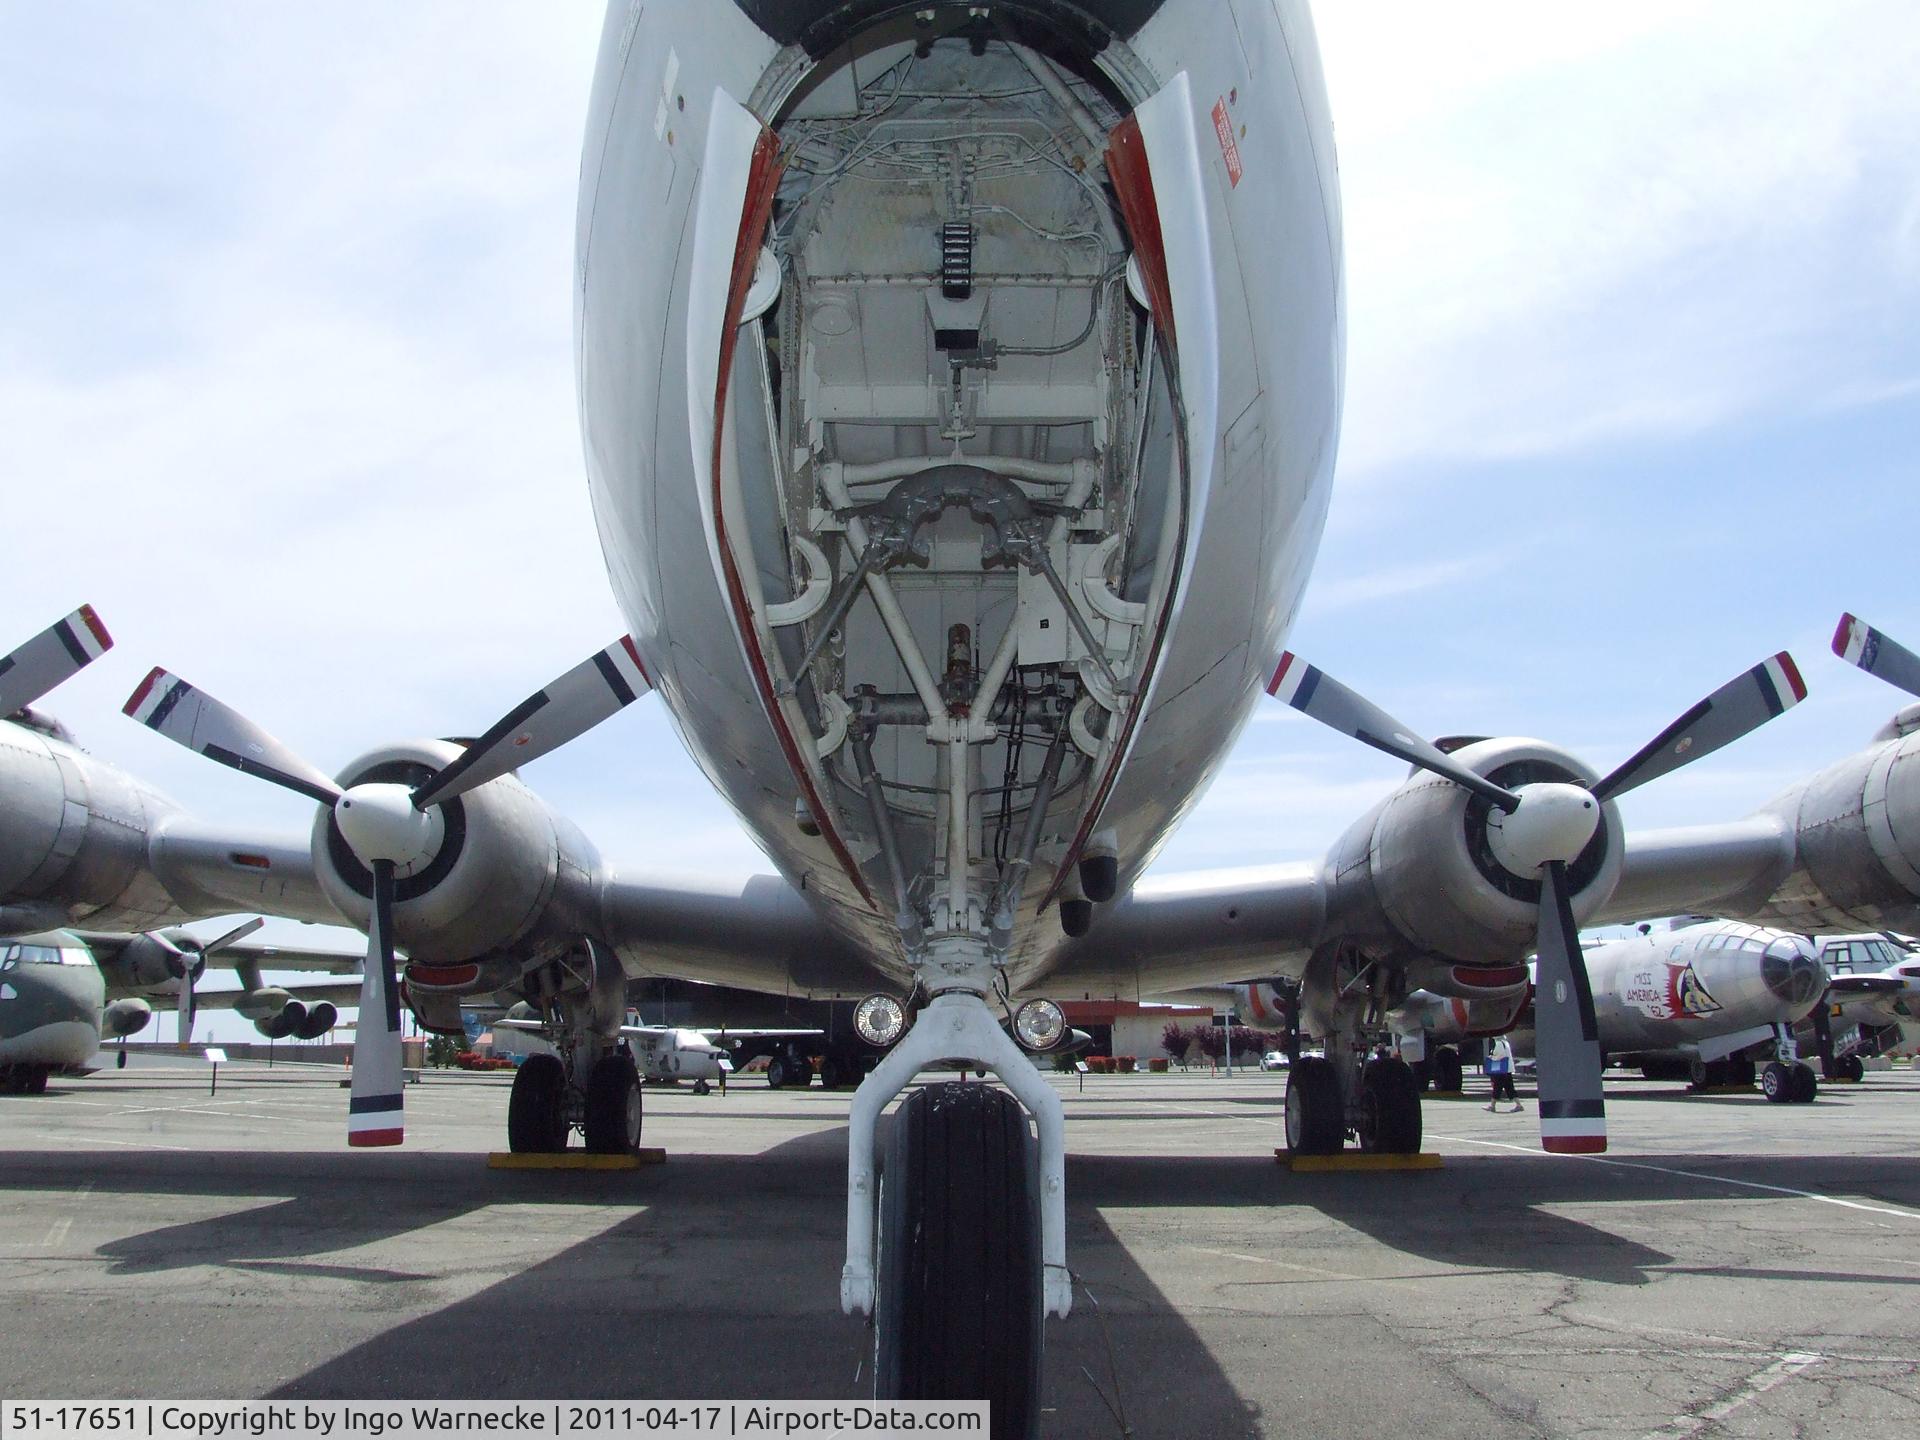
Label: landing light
xmin=1014 ymin=998 xmax=1067 ymax=1052
xmin=854 ymin=994 xmax=907 ymax=1048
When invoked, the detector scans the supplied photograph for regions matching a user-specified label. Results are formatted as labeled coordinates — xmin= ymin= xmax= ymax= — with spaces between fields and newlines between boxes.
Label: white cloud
xmin=1314 ymin=1 xmax=1920 ymax=478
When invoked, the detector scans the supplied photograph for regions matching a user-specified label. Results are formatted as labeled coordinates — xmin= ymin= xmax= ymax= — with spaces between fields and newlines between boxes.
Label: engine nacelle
xmin=253 ymin=999 xmax=305 ymax=1039
xmin=294 ymin=1002 xmax=338 ymax=1040
xmin=310 ymin=742 xmax=602 ymax=967
xmin=0 ymin=719 xmax=170 ymax=927
xmin=113 ymin=930 xmax=199 ymax=996
xmin=1331 ymin=738 xmax=1624 ymax=966
xmin=102 ymin=997 xmax=153 ymax=1038
xmin=1764 ymin=716 xmax=1920 ymax=932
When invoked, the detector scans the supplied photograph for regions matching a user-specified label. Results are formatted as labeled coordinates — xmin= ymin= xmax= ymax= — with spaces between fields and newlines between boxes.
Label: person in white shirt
xmin=1484 ymin=1037 xmax=1522 ymax=1112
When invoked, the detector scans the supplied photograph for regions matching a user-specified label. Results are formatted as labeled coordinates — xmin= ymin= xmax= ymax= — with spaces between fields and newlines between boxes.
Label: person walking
xmin=1485 ymin=1037 xmax=1522 ymax=1112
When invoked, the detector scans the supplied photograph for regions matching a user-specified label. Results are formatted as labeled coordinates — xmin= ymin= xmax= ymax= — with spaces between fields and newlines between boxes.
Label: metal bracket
xmin=840 ymin=991 xmax=1072 ymax=1320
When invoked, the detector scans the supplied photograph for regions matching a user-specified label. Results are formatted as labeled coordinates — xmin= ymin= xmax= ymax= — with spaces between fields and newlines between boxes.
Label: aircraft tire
xmin=508 ymin=1054 xmax=569 ymax=1152
xmin=1357 ymin=1057 xmax=1422 ymax=1154
xmin=1284 ymin=1056 xmax=1343 ymax=1155
xmin=584 ymin=1052 xmax=643 ymax=1154
xmin=819 ymin=1054 xmax=851 ymax=1090
xmin=1761 ymin=1062 xmax=1794 ymax=1104
xmin=767 ymin=1053 xmax=805 ymax=1090
xmin=1434 ymin=1047 xmax=1464 ymax=1092
xmin=1789 ymin=1063 xmax=1818 ymax=1104
xmin=1842 ymin=1054 xmax=1865 ymax=1083
xmin=874 ymin=1082 xmax=1041 ymax=1439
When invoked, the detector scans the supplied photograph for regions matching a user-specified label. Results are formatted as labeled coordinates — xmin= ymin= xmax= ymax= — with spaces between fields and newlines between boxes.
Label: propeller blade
xmin=1591 ymin=652 xmax=1806 ymax=804
xmin=1531 ymin=861 xmax=1606 ymax=1154
xmin=1268 ymin=653 xmax=1522 ymax=810
xmin=1833 ymin=613 xmax=1920 ymax=701
xmin=0 ymin=605 xmax=112 ymax=716
xmin=201 ymin=917 xmax=265 ymax=956
xmin=347 ymin=858 xmax=405 ymax=1148
xmin=123 ymin=668 xmax=342 ymax=806
xmin=409 ymin=637 xmax=652 ymax=811
xmin=178 ymin=969 xmax=197 ymax=1047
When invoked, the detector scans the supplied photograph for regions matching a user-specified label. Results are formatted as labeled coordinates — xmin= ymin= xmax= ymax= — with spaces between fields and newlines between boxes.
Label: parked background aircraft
xmin=0 ymin=924 xmax=361 ymax=1092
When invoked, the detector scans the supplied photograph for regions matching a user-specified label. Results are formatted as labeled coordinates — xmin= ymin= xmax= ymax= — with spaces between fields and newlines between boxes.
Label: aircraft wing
xmin=190 ymin=980 xmax=365 ymax=1011
xmin=206 ymin=940 xmax=366 ymax=974
xmin=1825 ymin=974 xmax=1907 ymax=995
xmin=1591 ymin=817 xmax=1798 ymax=926
xmin=146 ymin=816 xmax=342 ymax=929
xmin=694 ymin=1027 xmax=823 ymax=1040
xmin=1041 ymin=863 xmax=1326 ymax=994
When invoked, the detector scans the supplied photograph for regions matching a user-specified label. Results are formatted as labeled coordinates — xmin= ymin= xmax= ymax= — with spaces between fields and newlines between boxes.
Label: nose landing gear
xmin=842 ymin=990 xmax=1069 ymax=1438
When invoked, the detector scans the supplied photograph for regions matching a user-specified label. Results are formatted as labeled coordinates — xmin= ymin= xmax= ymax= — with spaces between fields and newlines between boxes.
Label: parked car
xmin=1260 ymin=1050 xmax=1289 ymax=1071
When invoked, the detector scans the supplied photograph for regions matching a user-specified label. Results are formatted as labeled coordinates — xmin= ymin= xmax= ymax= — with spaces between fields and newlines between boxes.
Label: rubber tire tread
xmin=1360 ymin=1057 xmax=1422 ymax=1153
xmin=875 ymin=1083 xmax=1041 ymax=1439
xmin=1789 ymin=1063 xmax=1818 ymax=1104
xmin=584 ymin=1052 xmax=642 ymax=1154
xmin=508 ymin=1053 xmax=568 ymax=1152
xmin=1285 ymin=1056 xmax=1343 ymax=1155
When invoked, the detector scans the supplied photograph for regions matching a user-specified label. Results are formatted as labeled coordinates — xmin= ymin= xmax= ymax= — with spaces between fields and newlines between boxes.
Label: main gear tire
xmin=1284 ymin=1056 xmax=1344 ymax=1155
xmin=508 ymin=1053 xmax=569 ymax=1152
xmin=1358 ymin=1057 xmax=1423 ymax=1154
xmin=584 ymin=1052 xmax=643 ymax=1154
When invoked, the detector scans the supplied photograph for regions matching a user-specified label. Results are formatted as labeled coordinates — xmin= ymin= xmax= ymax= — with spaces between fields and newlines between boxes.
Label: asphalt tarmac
xmin=3 ymin=1057 xmax=1918 ymax=1439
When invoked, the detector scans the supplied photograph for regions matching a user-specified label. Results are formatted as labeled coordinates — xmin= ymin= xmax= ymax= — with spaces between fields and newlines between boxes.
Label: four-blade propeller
xmin=1269 ymin=649 xmax=1808 ymax=1154
xmin=122 ymin=638 xmax=652 ymax=1146
xmin=164 ymin=916 xmax=266 ymax=1046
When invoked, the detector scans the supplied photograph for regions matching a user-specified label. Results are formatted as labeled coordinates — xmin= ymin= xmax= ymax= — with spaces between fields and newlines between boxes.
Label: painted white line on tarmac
xmin=1433 ymin=1133 xmax=1920 ymax=1223
xmin=1647 ymin=1350 xmax=1821 ymax=1439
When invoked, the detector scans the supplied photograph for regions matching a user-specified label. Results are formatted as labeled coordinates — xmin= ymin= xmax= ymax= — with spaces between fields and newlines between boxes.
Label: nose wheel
xmin=874 ymin=1083 xmax=1041 ymax=1435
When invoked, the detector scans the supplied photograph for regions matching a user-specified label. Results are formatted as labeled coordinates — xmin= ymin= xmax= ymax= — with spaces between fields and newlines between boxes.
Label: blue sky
xmin=2 ymin=4 xmax=1918 ymax=1034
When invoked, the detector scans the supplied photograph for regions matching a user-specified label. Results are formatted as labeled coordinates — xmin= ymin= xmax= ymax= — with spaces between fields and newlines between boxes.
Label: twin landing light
xmin=1268 ymin=648 xmax=1808 ymax=1154
xmin=123 ymin=638 xmax=653 ymax=1148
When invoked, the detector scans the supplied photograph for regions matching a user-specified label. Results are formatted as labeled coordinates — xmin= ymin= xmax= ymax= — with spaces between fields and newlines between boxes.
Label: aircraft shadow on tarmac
xmin=6 ymin=1133 xmax=1257 ymax=1432
xmin=8 ymin=1131 xmax=1919 ymax=1429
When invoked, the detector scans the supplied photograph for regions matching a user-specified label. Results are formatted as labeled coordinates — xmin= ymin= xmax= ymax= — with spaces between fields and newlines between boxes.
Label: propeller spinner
xmin=1269 ymin=649 xmax=1807 ymax=1153
xmin=123 ymin=638 xmax=652 ymax=1146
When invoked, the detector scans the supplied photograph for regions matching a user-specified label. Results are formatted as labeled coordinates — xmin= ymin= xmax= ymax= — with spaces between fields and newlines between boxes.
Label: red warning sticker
xmin=1211 ymin=97 xmax=1242 ymax=188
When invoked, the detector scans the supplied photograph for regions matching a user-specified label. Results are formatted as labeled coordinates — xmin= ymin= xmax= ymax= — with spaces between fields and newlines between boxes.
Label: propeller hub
xmin=1485 ymin=782 xmax=1600 ymax=874
xmin=334 ymin=782 xmax=443 ymax=875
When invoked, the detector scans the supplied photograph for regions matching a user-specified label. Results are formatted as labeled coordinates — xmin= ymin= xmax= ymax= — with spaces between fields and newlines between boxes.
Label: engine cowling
xmin=295 ymin=1002 xmax=338 ymax=1040
xmin=1333 ymin=738 xmax=1624 ymax=966
xmin=0 ymin=721 xmax=168 ymax=927
xmin=309 ymin=742 xmax=602 ymax=968
xmin=102 ymin=997 xmax=153 ymax=1038
xmin=114 ymin=930 xmax=201 ymax=996
xmin=1765 ymin=715 xmax=1920 ymax=932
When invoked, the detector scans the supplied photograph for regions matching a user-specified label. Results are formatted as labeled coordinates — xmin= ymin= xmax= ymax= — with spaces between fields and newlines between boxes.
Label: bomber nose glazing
xmin=1761 ymin=937 xmax=1825 ymax=1008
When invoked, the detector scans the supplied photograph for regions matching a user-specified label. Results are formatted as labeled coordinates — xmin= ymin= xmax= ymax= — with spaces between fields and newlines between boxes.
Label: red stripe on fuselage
xmin=1039 ymin=112 xmax=1189 ymax=910
xmin=709 ymin=128 xmax=875 ymax=911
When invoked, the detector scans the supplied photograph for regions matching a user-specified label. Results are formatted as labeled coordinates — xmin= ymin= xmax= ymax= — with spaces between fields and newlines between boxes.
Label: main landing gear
xmin=842 ymin=989 xmax=1068 ymax=1440
xmin=504 ymin=943 xmax=644 ymax=1155
xmin=506 ymin=1044 xmax=646 ymax=1152
xmin=1285 ymin=1050 xmax=1424 ymax=1155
